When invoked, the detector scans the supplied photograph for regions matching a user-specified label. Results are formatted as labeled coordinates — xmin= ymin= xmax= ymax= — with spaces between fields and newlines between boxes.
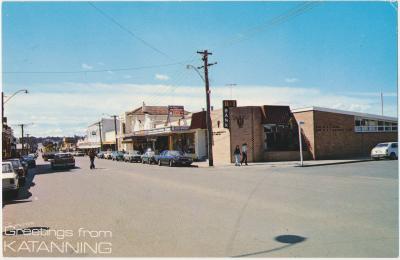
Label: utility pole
xmin=97 ymin=121 xmax=103 ymax=151
xmin=197 ymin=50 xmax=217 ymax=167
xmin=2 ymin=92 xmax=4 ymax=126
xmin=12 ymin=123 xmax=33 ymax=156
xmin=112 ymin=115 xmax=118 ymax=151
xmin=381 ymin=92 xmax=384 ymax=116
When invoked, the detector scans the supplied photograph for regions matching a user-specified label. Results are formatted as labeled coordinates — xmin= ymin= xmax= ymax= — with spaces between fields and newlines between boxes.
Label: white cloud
xmin=155 ymin=74 xmax=170 ymax=81
xmin=81 ymin=63 xmax=93 ymax=70
xmin=123 ymin=75 xmax=132 ymax=79
xmin=5 ymin=82 xmax=397 ymax=137
xmin=285 ymin=77 xmax=299 ymax=83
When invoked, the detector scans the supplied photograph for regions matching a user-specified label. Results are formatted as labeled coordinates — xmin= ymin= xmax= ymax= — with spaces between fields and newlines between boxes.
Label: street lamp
xmin=2 ymin=89 xmax=29 ymax=124
xmin=298 ymin=121 xmax=305 ymax=167
xmin=186 ymin=64 xmax=205 ymax=82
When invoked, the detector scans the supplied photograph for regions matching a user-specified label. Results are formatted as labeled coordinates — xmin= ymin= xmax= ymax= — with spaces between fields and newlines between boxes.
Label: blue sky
xmin=2 ymin=1 xmax=398 ymax=137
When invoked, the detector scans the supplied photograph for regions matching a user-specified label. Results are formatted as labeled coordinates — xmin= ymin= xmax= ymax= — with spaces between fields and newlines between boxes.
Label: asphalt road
xmin=2 ymin=155 xmax=398 ymax=257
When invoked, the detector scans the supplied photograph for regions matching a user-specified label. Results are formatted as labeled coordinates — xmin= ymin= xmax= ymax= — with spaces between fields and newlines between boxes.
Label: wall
xmin=211 ymin=109 xmax=231 ymax=164
xmin=229 ymin=106 xmax=265 ymax=163
xmin=195 ymin=129 xmax=207 ymax=160
xmin=313 ymin=110 xmax=397 ymax=159
xmin=264 ymin=151 xmax=312 ymax=161
xmin=293 ymin=111 xmax=316 ymax=159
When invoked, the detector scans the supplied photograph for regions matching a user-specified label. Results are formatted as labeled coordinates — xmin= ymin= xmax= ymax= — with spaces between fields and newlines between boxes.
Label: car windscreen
xmin=169 ymin=151 xmax=184 ymax=156
xmin=9 ymin=161 xmax=21 ymax=168
xmin=376 ymin=143 xmax=389 ymax=147
xmin=2 ymin=164 xmax=13 ymax=173
xmin=56 ymin=154 xmax=72 ymax=158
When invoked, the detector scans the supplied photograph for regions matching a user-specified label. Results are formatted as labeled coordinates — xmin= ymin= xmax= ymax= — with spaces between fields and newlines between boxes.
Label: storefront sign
xmin=222 ymin=100 xmax=237 ymax=129
xmin=168 ymin=105 xmax=185 ymax=118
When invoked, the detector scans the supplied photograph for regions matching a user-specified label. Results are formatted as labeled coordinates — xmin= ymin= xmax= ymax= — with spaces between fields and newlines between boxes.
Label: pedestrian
xmin=233 ymin=145 xmax=241 ymax=166
xmin=89 ymin=149 xmax=96 ymax=169
xmin=241 ymin=143 xmax=248 ymax=166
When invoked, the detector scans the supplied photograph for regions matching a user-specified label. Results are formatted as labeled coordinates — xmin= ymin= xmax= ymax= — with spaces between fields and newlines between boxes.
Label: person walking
xmin=233 ymin=145 xmax=241 ymax=166
xmin=241 ymin=143 xmax=248 ymax=166
xmin=89 ymin=149 xmax=96 ymax=170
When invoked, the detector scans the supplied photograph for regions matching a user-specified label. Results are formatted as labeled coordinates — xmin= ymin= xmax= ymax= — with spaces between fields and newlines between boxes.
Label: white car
xmin=104 ymin=151 xmax=113 ymax=159
xmin=371 ymin=142 xmax=398 ymax=160
xmin=2 ymin=162 xmax=19 ymax=197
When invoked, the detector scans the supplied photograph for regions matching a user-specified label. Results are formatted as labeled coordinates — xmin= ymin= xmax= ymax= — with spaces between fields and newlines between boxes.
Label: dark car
xmin=158 ymin=150 xmax=193 ymax=167
xmin=96 ymin=151 xmax=105 ymax=159
xmin=51 ymin=153 xmax=75 ymax=169
xmin=111 ymin=151 xmax=125 ymax=161
xmin=123 ymin=150 xmax=142 ymax=163
xmin=5 ymin=159 xmax=26 ymax=186
xmin=21 ymin=155 xmax=36 ymax=168
xmin=141 ymin=150 xmax=158 ymax=164
xmin=42 ymin=152 xmax=56 ymax=161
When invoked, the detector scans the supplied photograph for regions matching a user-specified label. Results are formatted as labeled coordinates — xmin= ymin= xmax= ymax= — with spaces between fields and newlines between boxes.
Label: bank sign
xmin=222 ymin=100 xmax=237 ymax=129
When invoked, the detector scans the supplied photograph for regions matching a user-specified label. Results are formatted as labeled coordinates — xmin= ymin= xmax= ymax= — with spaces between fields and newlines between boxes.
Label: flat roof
xmin=291 ymin=106 xmax=397 ymax=122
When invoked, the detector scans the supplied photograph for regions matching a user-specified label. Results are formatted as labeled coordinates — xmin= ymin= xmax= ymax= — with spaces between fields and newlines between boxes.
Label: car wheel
xmin=10 ymin=189 xmax=19 ymax=199
xmin=390 ymin=153 xmax=397 ymax=160
xmin=169 ymin=160 xmax=174 ymax=167
xmin=372 ymin=157 xmax=379 ymax=160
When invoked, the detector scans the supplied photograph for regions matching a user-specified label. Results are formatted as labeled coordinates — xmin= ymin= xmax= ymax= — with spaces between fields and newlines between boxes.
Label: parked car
xmin=96 ymin=151 xmax=105 ymax=159
xmin=50 ymin=153 xmax=76 ymax=169
xmin=5 ymin=159 xmax=26 ymax=186
xmin=104 ymin=151 xmax=113 ymax=160
xmin=21 ymin=155 xmax=36 ymax=168
xmin=371 ymin=142 xmax=398 ymax=160
xmin=29 ymin=153 xmax=38 ymax=159
xmin=72 ymin=151 xmax=85 ymax=157
xmin=158 ymin=150 xmax=193 ymax=167
xmin=42 ymin=152 xmax=56 ymax=161
xmin=141 ymin=150 xmax=157 ymax=164
xmin=123 ymin=150 xmax=142 ymax=163
xmin=111 ymin=151 xmax=125 ymax=161
xmin=2 ymin=162 xmax=19 ymax=197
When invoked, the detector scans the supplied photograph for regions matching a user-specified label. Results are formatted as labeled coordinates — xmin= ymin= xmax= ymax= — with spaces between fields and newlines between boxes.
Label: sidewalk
xmin=193 ymin=157 xmax=372 ymax=168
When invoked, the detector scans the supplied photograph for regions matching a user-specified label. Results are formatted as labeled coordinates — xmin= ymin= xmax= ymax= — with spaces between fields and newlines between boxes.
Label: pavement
xmin=2 ymin=155 xmax=398 ymax=257
xmin=194 ymin=157 xmax=372 ymax=168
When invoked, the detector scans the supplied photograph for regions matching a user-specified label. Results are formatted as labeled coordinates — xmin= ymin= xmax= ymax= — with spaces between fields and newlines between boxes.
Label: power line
xmin=87 ymin=2 xmax=172 ymax=60
xmin=2 ymin=60 xmax=191 ymax=74
xmin=217 ymin=1 xmax=320 ymax=49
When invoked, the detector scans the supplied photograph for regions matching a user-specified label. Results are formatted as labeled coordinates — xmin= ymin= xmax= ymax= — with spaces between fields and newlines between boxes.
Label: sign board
xmin=168 ymin=105 xmax=185 ymax=118
xmin=222 ymin=100 xmax=237 ymax=129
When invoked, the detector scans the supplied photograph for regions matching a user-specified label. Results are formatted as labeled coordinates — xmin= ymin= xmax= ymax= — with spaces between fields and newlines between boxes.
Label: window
xmin=391 ymin=143 xmax=398 ymax=148
xmin=355 ymin=117 xmax=397 ymax=133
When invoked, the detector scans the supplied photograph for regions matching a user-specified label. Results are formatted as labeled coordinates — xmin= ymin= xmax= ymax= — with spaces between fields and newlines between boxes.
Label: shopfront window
xmin=263 ymin=124 xmax=300 ymax=151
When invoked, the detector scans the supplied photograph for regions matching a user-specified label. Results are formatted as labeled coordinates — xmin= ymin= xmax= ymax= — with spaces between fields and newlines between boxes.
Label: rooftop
xmin=127 ymin=105 xmax=190 ymax=116
xmin=291 ymin=106 xmax=397 ymax=122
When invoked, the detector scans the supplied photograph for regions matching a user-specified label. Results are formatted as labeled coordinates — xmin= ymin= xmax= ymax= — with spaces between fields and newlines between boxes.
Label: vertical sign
xmin=222 ymin=100 xmax=237 ymax=129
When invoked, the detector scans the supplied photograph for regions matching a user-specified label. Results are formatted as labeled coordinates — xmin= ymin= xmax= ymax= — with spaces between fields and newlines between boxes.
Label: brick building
xmin=210 ymin=104 xmax=397 ymax=164
xmin=292 ymin=107 xmax=397 ymax=159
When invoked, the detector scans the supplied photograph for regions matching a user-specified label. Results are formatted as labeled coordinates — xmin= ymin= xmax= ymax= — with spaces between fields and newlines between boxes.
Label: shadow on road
xmin=34 ymin=164 xmax=81 ymax=175
xmin=232 ymin=235 xmax=307 ymax=257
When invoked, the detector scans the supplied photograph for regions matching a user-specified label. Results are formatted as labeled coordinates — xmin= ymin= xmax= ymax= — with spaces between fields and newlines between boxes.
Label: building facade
xmin=120 ymin=105 xmax=208 ymax=160
xmin=292 ymin=107 xmax=397 ymax=159
xmin=77 ymin=118 xmax=120 ymax=151
xmin=210 ymin=103 xmax=397 ymax=164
